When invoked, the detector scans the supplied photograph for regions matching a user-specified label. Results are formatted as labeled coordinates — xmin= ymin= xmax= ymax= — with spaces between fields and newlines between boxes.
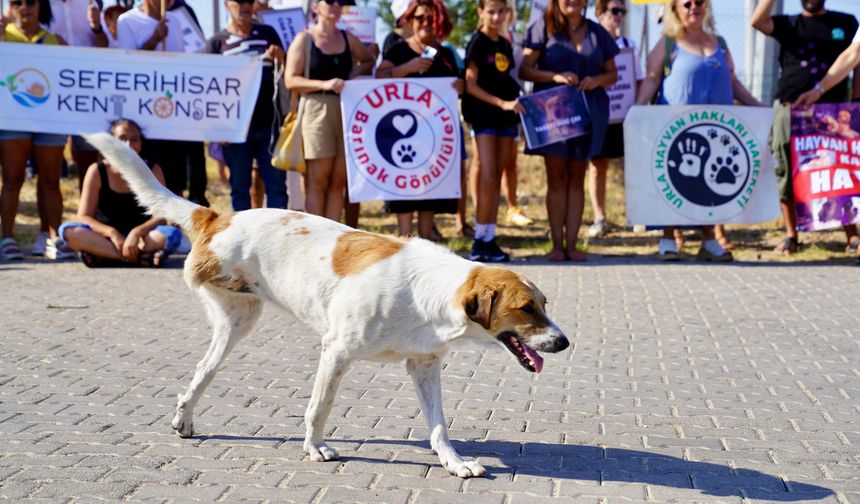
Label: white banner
xmin=608 ymin=48 xmax=636 ymax=124
xmin=341 ymin=78 xmax=462 ymax=202
xmin=337 ymin=6 xmax=377 ymax=45
xmin=174 ymin=6 xmax=207 ymax=53
xmin=259 ymin=8 xmax=307 ymax=49
xmin=0 ymin=43 xmax=262 ymax=142
xmin=624 ymin=105 xmax=780 ymax=225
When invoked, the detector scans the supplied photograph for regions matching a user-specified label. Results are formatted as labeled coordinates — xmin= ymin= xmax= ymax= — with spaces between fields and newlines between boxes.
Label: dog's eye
xmin=520 ymin=305 xmax=535 ymax=314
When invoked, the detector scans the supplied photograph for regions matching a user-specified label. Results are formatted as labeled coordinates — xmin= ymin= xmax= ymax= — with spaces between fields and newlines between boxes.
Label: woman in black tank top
xmin=60 ymin=120 xmax=181 ymax=267
xmin=284 ymin=0 xmax=375 ymax=223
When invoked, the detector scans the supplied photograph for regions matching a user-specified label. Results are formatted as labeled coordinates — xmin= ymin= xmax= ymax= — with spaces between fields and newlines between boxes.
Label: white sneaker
xmin=505 ymin=206 xmax=534 ymax=227
xmin=45 ymin=238 xmax=76 ymax=260
xmin=31 ymin=231 xmax=49 ymax=256
xmin=587 ymin=218 xmax=608 ymax=238
xmin=658 ymin=238 xmax=680 ymax=261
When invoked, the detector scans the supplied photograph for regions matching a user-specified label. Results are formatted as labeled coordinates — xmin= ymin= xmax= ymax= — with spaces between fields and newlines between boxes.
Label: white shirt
xmin=116 ymin=8 xmax=185 ymax=52
xmin=47 ymin=0 xmax=98 ymax=47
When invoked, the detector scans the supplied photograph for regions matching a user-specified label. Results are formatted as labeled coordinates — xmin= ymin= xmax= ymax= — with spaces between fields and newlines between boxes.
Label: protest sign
xmin=624 ymin=105 xmax=779 ymax=225
xmin=0 ymin=43 xmax=262 ymax=142
xmin=259 ymin=8 xmax=307 ymax=49
xmin=790 ymin=104 xmax=860 ymax=231
xmin=519 ymin=86 xmax=591 ymax=150
xmin=341 ymin=78 xmax=462 ymax=202
xmin=337 ymin=6 xmax=376 ymax=45
xmin=174 ymin=6 xmax=206 ymax=53
xmin=608 ymin=47 xmax=636 ymax=124
xmin=268 ymin=0 xmax=303 ymax=10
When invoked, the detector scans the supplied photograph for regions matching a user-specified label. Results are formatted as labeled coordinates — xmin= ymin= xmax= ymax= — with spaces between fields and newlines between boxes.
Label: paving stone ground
xmin=1 ymin=257 xmax=859 ymax=503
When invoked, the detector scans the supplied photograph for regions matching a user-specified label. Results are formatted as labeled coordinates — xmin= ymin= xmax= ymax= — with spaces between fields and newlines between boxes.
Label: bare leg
xmin=305 ymin=157 xmax=335 ymax=217
xmin=407 ymin=356 xmax=486 ymax=478
xmin=565 ymin=161 xmax=588 ymax=259
xmin=322 ymin=156 xmax=347 ymax=222
xmin=304 ymin=346 xmax=351 ymax=462
xmin=417 ymin=211 xmax=435 ymax=239
xmin=501 ymin=140 xmax=519 ymax=209
xmin=73 ymin=148 xmax=99 ymax=191
xmin=397 ymin=212 xmax=413 ymax=237
xmin=34 ymin=145 xmax=66 ymax=239
xmin=172 ymin=288 xmax=262 ymax=437
xmin=588 ymin=158 xmax=609 ymax=222
xmin=544 ymin=156 xmax=569 ymax=261
xmin=0 ymin=140 xmax=31 ymax=238
xmin=455 ymin=161 xmax=471 ymax=236
xmin=250 ymin=166 xmax=265 ymax=209
xmin=63 ymin=226 xmax=124 ymax=260
xmin=475 ymin=135 xmax=502 ymax=226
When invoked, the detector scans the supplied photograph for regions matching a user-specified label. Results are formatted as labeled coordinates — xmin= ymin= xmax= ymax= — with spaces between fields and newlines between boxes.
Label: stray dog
xmin=85 ymin=133 xmax=570 ymax=478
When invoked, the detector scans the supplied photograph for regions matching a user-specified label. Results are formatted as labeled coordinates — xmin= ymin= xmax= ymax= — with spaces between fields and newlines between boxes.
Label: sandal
xmin=429 ymin=225 xmax=444 ymax=242
xmin=456 ymin=223 xmax=475 ymax=238
xmin=846 ymin=237 xmax=860 ymax=255
xmin=717 ymin=235 xmax=735 ymax=251
xmin=565 ymin=250 xmax=587 ymax=262
xmin=774 ymin=236 xmax=799 ymax=255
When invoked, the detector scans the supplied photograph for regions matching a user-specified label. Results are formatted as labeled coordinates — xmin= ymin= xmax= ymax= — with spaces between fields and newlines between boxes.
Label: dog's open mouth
xmin=499 ymin=332 xmax=544 ymax=373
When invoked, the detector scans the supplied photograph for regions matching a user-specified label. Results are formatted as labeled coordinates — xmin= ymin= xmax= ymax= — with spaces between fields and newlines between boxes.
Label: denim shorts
xmin=59 ymin=222 xmax=184 ymax=254
xmin=471 ymin=124 xmax=519 ymax=138
xmin=0 ymin=130 xmax=67 ymax=147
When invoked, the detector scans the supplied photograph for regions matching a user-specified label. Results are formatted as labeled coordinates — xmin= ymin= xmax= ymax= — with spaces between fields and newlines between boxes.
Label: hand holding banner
xmin=519 ymin=86 xmax=591 ymax=150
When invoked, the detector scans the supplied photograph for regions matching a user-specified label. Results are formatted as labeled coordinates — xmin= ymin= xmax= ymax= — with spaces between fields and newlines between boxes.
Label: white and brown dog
xmin=85 ymin=133 xmax=569 ymax=478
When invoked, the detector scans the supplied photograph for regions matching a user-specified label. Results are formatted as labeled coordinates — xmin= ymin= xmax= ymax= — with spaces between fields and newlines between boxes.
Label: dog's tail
xmin=84 ymin=132 xmax=204 ymax=232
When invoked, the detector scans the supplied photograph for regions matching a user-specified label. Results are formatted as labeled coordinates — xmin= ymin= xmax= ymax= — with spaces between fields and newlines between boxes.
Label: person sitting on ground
xmin=59 ymin=119 xmax=182 ymax=268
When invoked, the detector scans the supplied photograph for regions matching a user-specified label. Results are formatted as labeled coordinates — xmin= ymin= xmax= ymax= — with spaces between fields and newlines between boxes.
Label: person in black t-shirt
xmin=376 ymin=0 xmax=464 ymax=241
xmin=462 ymin=0 xmax=523 ymax=263
xmin=208 ymin=0 xmax=288 ymax=212
xmin=752 ymin=0 xmax=859 ymax=255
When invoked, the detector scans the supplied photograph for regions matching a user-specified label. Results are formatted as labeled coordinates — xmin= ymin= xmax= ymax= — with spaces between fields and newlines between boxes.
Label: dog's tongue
xmin=522 ymin=343 xmax=544 ymax=373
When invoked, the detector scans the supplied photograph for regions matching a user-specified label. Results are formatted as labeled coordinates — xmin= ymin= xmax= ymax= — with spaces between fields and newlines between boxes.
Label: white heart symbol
xmin=392 ymin=114 xmax=415 ymax=136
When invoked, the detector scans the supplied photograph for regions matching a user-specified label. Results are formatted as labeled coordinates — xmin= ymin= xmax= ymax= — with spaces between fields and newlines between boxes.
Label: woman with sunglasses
xmin=376 ymin=0 xmax=464 ymax=241
xmin=0 ymin=0 xmax=76 ymax=261
xmin=284 ymin=0 xmax=374 ymax=223
xmin=519 ymin=0 xmax=619 ymax=262
xmin=586 ymin=0 xmax=642 ymax=240
xmin=635 ymin=0 xmax=762 ymax=262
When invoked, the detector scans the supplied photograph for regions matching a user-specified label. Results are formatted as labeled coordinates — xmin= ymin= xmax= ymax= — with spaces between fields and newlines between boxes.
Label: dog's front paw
xmin=445 ymin=459 xmax=486 ymax=478
xmin=171 ymin=414 xmax=194 ymax=438
xmin=304 ymin=442 xmax=340 ymax=462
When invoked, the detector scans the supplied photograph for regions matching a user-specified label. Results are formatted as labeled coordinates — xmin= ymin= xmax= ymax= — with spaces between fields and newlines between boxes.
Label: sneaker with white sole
xmin=0 ymin=237 xmax=24 ymax=261
xmin=587 ymin=218 xmax=609 ymax=238
xmin=505 ymin=206 xmax=534 ymax=227
xmin=697 ymin=239 xmax=733 ymax=262
xmin=658 ymin=238 xmax=680 ymax=261
xmin=31 ymin=231 xmax=49 ymax=256
xmin=45 ymin=238 xmax=76 ymax=260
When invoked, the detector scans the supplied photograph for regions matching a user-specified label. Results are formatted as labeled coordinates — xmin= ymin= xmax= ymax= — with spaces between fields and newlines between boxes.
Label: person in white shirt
xmin=115 ymin=0 xmax=185 ymax=52
xmin=47 ymin=0 xmax=107 ymax=47
xmin=796 ymin=28 xmax=860 ymax=106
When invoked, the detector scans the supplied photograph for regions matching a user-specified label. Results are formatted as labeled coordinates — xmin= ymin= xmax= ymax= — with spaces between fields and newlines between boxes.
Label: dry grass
xmin=9 ymin=142 xmax=856 ymax=264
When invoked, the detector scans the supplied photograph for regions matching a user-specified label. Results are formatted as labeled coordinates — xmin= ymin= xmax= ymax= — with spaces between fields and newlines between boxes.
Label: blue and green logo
xmin=0 ymin=68 xmax=51 ymax=108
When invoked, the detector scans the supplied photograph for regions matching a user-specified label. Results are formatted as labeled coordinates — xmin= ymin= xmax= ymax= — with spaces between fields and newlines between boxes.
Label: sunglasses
xmin=9 ymin=0 xmax=38 ymax=7
xmin=682 ymin=0 xmax=705 ymax=8
xmin=321 ymin=0 xmax=346 ymax=5
xmin=609 ymin=7 xmax=627 ymax=16
xmin=412 ymin=14 xmax=435 ymax=24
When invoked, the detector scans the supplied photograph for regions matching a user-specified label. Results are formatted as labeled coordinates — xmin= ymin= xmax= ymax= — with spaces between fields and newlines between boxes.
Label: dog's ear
xmin=465 ymin=288 xmax=497 ymax=330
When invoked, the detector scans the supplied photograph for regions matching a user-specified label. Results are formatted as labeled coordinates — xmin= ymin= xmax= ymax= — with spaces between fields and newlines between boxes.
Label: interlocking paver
xmin=1 ymin=259 xmax=859 ymax=502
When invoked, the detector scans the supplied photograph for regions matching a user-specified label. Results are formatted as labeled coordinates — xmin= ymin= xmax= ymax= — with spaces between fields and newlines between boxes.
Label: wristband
xmin=813 ymin=81 xmax=823 ymax=94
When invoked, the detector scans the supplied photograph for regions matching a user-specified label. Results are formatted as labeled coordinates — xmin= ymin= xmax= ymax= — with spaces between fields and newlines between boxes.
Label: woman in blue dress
xmin=636 ymin=0 xmax=762 ymax=262
xmin=520 ymin=0 xmax=618 ymax=261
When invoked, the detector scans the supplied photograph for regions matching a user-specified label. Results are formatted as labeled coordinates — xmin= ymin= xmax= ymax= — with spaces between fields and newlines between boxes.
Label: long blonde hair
xmin=662 ymin=0 xmax=716 ymax=38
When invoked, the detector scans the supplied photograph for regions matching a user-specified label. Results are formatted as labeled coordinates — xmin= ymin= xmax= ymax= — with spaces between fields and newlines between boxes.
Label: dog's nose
xmin=554 ymin=335 xmax=570 ymax=352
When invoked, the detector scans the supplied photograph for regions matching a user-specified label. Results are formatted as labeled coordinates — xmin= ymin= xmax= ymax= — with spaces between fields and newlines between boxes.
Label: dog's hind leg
xmin=303 ymin=347 xmax=350 ymax=462
xmin=406 ymin=355 xmax=486 ymax=478
xmin=172 ymin=287 xmax=262 ymax=437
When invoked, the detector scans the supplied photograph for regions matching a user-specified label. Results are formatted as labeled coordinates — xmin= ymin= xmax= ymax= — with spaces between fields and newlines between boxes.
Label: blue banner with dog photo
xmin=518 ymin=86 xmax=591 ymax=150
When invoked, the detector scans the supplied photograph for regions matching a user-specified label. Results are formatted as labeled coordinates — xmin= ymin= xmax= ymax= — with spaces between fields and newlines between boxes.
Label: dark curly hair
xmin=400 ymin=0 xmax=452 ymax=40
